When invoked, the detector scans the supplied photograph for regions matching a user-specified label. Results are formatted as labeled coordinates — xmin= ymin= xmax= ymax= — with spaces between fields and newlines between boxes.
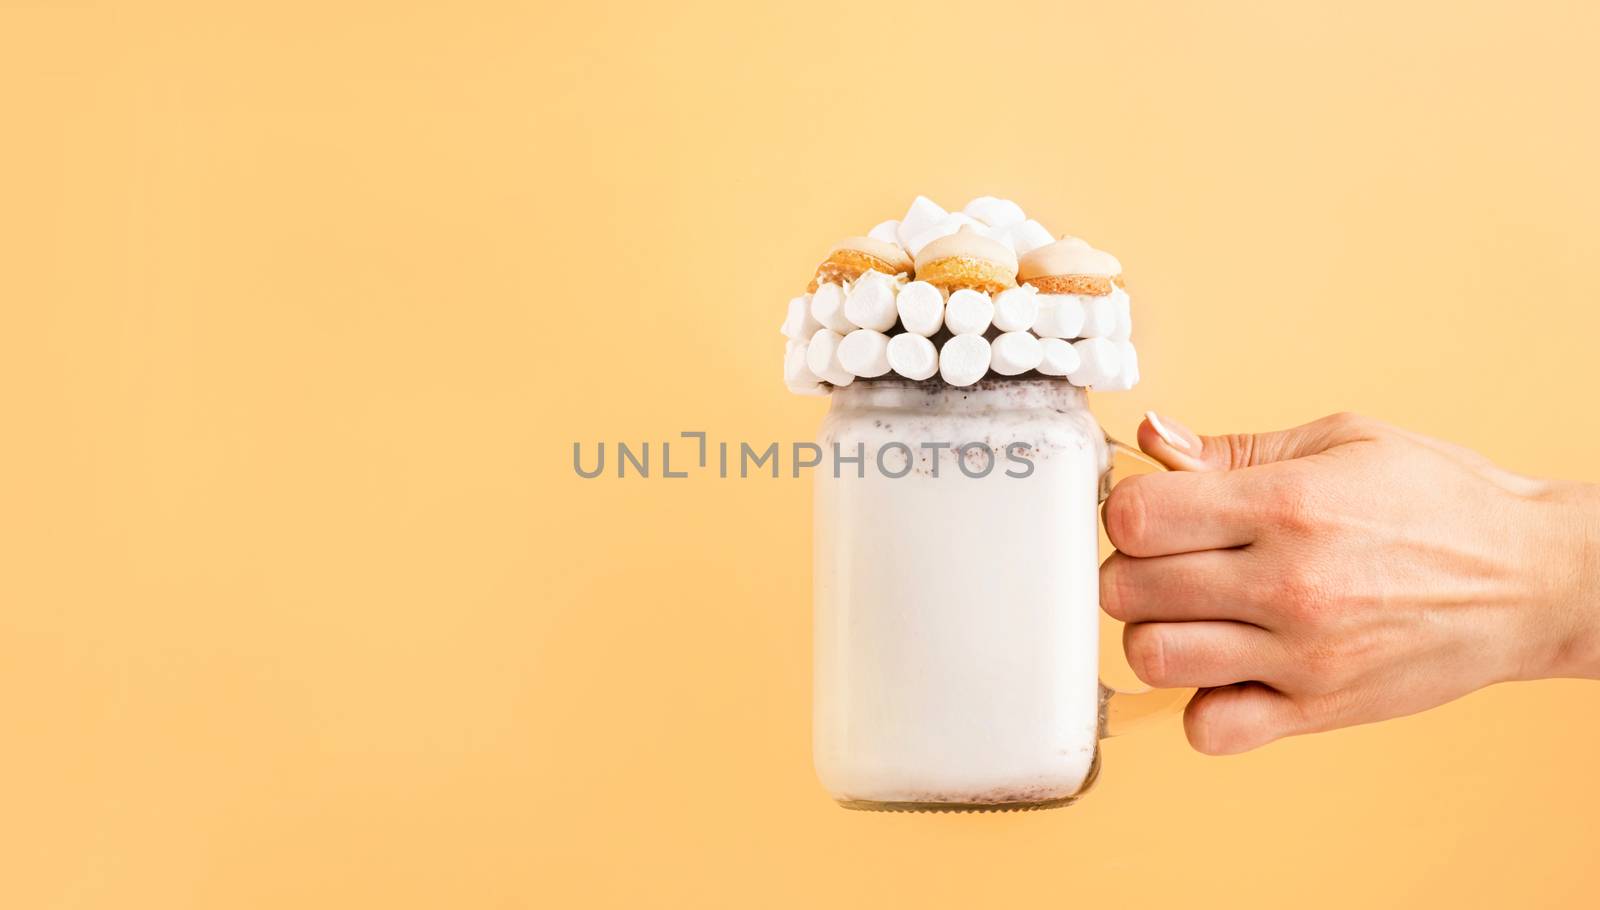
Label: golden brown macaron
xmin=912 ymin=226 xmax=1019 ymax=294
xmin=807 ymin=237 xmax=913 ymax=292
xmin=1017 ymin=237 xmax=1124 ymax=296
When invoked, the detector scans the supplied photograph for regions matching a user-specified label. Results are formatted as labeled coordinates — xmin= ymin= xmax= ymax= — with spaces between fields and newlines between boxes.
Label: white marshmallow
xmin=780 ymin=294 xmax=822 ymax=341
xmin=1004 ymin=219 xmax=1056 ymax=257
xmin=1095 ymin=340 xmax=1140 ymax=391
xmin=1033 ymin=295 xmax=1086 ymax=339
xmin=969 ymin=221 xmax=1008 ymax=243
xmin=990 ymin=332 xmax=1043 ymax=376
xmin=991 ymin=285 xmax=1039 ymax=332
xmin=1037 ymin=337 xmax=1082 ymax=376
xmin=837 ymin=329 xmax=892 ymax=378
xmin=938 ymin=334 xmax=992 ymax=387
xmin=962 ymin=196 xmax=1026 ymax=228
xmin=843 ymin=271 xmax=900 ymax=332
xmin=895 ymin=280 xmax=945 ymax=337
xmin=1110 ymin=285 xmax=1132 ymax=341
xmin=944 ymin=288 xmax=994 ymax=335
xmin=886 ymin=332 xmax=938 ymax=381
xmin=867 ymin=219 xmax=901 ymax=245
xmin=805 ymin=329 xmax=855 ymax=387
xmin=896 ymin=196 xmax=948 ymax=249
xmin=904 ymin=212 xmax=983 ymax=257
xmin=1067 ymin=338 xmax=1122 ymax=388
xmin=785 ymin=342 xmax=827 ymax=395
xmin=1081 ymin=296 xmax=1118 ymax=338
xmin=810 ymin=282 xmax=856 ymax=334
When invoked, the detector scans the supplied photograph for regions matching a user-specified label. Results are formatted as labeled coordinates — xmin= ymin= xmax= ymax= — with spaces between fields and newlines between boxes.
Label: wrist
xmin=1528 ymin=482 xmax=1600 ymax=680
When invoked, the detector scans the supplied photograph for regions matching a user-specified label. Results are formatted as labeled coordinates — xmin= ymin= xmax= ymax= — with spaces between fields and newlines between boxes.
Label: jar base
xmin=828 ymin=746 xmax=1101 ymax=813
xmin=835 ymin=795 xmax=1081 ymax=813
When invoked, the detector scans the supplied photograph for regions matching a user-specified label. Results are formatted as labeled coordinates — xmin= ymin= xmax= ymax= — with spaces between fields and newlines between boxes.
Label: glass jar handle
xmin=1097 ymin=435 xmax=1194 ymax=738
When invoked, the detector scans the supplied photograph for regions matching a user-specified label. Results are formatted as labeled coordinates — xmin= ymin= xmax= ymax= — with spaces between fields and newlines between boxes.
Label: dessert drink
xmin=781 ymin=195 xmax=1168 ymax=811
xmin=814 ymin=381 xmax=1106 ymax=809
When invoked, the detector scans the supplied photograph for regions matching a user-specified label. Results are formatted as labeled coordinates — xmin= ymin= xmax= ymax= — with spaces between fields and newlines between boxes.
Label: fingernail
xmin=1146 ymin=411 xmax=1193 ymax=451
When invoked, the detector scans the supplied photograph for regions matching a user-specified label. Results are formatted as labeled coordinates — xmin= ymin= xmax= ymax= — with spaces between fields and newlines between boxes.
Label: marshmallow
xmin=939 ymin=334 xmax=991 ymax=387
xmin=886 ymin=332 xmax=938 ymax=381
xmin=1110 ymin=285 xmax=1132 ymax=341
xmin=805 ymin=329 xmax=855 ymax=387
xmin=785 ymin=342 xmax=827 ymax=395
xmin=868 ymin=220 xmax=901 ymax=245
xmin=1095 ymin=340 xmax=1140 ymax=391
xmin=1081 ymin=296 xmax=1118 ymax=338
xmin=991 ymin=285 xmax=1039 ymax=333
xmin=962 ymin=196 xmax=1026 ymax=228
xmin=837 ymin=329 xmax=892 ymax=378
xmin=944 ymin=288 xmax=994 ymax=335
xmin=896 ymin=196 xmax=948 ymax=249
xmin=895 ymin=280 xmax=945 ymax=337
xmin=969 ymin=221 xmax=1008 ymax=243
xmin=1120 ymin=341 xmax=1140 ymax=386
xmin=1004 ymin=219 xmax=1056 ymax=257
xmin=1033 ymin=295 xmax=1086 ymax=338
xmin=1037 ymin=337 xmax=1082 ymax=376
xmin=904 ymin=212 xmax=984 ymax=258
xmin=781 ymin=294 xmax=822 ymax=341
xmin=990 ymin=332 xmax=1043 ymax=376
xmin=843 ymin=271 xmax=900 ymax=332
xmin=1067 ymin=337 xmax=1122 ymax=388
xmin=810 ymin=282 xmax=856 ymax=334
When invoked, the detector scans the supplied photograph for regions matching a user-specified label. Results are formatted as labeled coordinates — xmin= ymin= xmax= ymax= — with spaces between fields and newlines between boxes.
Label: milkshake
xmin=781 ymin=195 xmax=1163 ymax=811
xmin=813 ymin=381 xmax=1107 ymax=809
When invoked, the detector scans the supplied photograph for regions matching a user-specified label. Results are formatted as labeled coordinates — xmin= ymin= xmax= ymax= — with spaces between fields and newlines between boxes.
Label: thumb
xmin=1137 ymin=411 xmax=1376 ymax=472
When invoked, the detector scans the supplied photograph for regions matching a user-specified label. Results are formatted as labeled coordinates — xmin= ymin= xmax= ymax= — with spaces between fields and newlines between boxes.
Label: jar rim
xmin=828 ymin=378 xmax=1088 ymax=411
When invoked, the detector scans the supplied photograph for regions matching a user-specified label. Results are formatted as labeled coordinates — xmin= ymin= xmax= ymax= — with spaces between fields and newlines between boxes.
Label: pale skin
xmin=1103 ymin=412 xmax=1600 ymax=755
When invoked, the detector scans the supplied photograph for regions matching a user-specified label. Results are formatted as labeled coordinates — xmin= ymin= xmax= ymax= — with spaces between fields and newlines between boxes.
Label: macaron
xmin=1017 ymin=236 xmax=1124 ymax=296
xmin=912 ymin=225 xmax=1019 ymax=294
xmin=807 ymin=237 xmax=914 ymax=292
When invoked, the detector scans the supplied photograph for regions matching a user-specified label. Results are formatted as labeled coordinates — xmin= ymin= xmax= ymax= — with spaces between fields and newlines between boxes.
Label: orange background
xmin=4 ymin=1 xmax=1600 ymax=907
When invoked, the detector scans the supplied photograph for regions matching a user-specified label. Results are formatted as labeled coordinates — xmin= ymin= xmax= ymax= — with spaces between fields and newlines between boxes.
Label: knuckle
xmin=1124 ymin=624 xmax=1171 ymax=687
xmin=1263 ymin=473 xmax=1321 ymax=534
xmin=1321 ymin=411 xmax=1389 ymax=444
xmin=1291 ymin=641 xmax=1347 ymax=694
xmin=1290 ymin=690 xmax=1352 ymax=732
xmin=1104 ymin=475 xmax=1155 ymax=555
xmin=1294 ymin=630 xmax=1376 ymax=694
xmin=1323 ymin=411 xmax=1367 ymax=434
xmin=1265 ymin=564 xmax=1334 ymax=625
xmin=1099 ymin=558 xmax=1131 ymax=620
xmin=1184 ymin=716 xmax=1223 ymax=755
xmin=1216 ymin=433 xmax=1258 ymax=470
xmin=1183 ymin=693 xmax=1238 ymax=755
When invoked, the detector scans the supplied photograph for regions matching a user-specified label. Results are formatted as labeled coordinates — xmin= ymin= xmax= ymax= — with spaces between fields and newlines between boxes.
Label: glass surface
xmin=812 ymin=379 xmax=1109 ymax=811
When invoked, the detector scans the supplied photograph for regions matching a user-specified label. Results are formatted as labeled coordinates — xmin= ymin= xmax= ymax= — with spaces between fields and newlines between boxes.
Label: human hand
xmin=1101 ymin=411 xmax=1600 ymax=754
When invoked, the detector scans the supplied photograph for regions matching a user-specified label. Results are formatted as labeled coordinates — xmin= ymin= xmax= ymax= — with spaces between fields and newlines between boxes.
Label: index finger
xmin=1103 ymin=467 xmax=1277 ymax=557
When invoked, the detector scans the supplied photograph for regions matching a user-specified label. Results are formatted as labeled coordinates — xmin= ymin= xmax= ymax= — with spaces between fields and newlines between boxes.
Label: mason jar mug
xmin=812 ymin=378 xmax=1185 ymax=812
